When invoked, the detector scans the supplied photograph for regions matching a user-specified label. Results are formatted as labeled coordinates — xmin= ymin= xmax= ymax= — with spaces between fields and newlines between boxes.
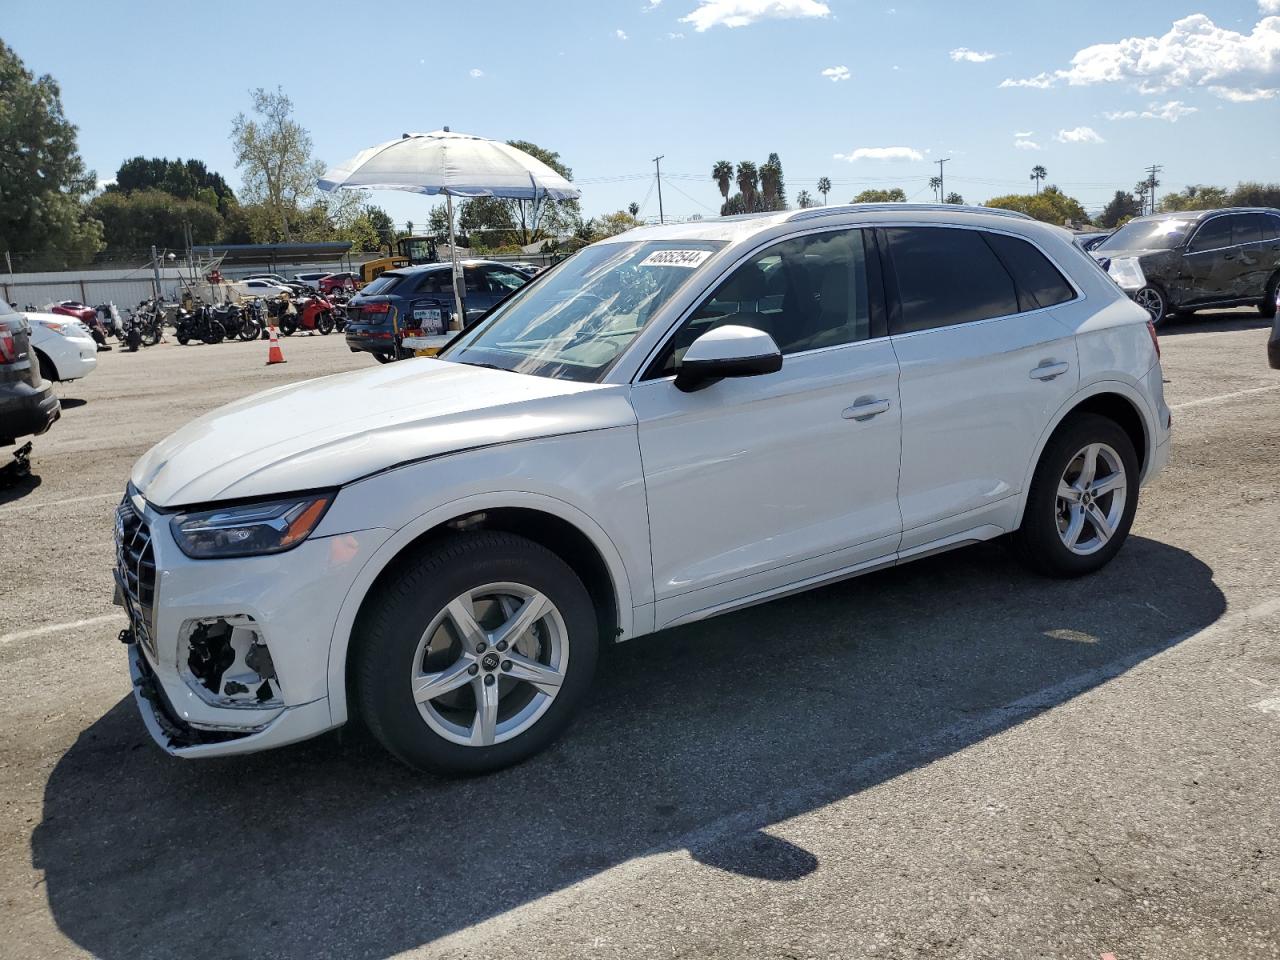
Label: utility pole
xmin=936 ymin=158 xmax=950 ymax=204
xmin=1144 ymin=163 xmax=1163 ymax=215
xmin=150 ymin=245 xmax=162 ymax=303
xmin=652 ymin=155 xmax=665 ymax=225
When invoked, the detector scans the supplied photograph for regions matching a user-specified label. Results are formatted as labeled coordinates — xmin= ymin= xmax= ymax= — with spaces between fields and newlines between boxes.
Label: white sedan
xmin=24 ymin=312 xmax=98 ymax=383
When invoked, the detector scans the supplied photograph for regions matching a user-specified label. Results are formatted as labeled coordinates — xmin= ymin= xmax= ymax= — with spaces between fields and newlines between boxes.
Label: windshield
xmin=442 ymin=240 xmax=725 ymax=382
xmin=1097 ymin=218 xmax=1195 ymax=252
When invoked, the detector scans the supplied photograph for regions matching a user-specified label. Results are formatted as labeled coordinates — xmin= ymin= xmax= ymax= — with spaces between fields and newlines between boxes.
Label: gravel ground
xmin=1 ymin=313 xmax=1278 ymax=960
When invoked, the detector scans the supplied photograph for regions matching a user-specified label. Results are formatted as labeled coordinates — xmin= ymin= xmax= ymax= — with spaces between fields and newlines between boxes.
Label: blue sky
xmin=5 ymin=0 xmax=1279 ymax=225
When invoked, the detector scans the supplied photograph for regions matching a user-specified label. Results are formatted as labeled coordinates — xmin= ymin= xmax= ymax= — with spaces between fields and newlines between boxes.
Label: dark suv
xmin=1 ymin=299 xmax=59 ymax=471
xmin=1093 ymin=207 xmax=1280 ymax=326
xmin=344 ymin=260 xmax=529 ymax=362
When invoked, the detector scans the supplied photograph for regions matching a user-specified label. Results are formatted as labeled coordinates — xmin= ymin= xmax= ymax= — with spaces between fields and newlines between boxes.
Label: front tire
xmin=1012 ymin=413 xmax=1140 ymax=578
xmin=1133 ymin=285 xmax=1169 ymax=327
xmin=352 ymin=532 xmax=599 ymax=775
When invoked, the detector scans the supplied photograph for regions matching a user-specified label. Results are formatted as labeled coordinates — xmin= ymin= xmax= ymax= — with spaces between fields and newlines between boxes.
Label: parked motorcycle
xmin=271 ymin=292 xmax=335 ymax=336
xmin=95 ymin=303 xmax=124 ymax=340
xmin=119 ymin=308 xmax=143 ymax=352
xmin=131 ymin=299 xmax=166 ymax=346
xmin=173 ymin=303 xmax=226 ymax=345
xmin=211 ymin=301 xmax=262 ymax=342
xmin=49 ymin=301 xmax=112 ymax=351
xmin=327 ymin=290 xmax=350 ymax=331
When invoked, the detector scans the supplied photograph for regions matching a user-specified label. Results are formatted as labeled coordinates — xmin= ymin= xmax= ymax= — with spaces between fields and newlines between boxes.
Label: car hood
xmin=1090 ymin=246 xmax=1177 ymax=261
xmin=132 ymin=359 xmax=636 ymax=507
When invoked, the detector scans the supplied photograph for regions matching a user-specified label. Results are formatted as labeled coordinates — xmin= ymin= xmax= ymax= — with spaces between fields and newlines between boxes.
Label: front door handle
xmin=842 ymin=398 xmax=891 ymax=421
xmin=1030 ymin=360 xmax=1070 ymax=381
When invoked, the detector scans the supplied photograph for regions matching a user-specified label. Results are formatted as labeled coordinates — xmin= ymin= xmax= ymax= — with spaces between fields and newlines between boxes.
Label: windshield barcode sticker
xmin=640 ymin=249 xmax=712 ymax=268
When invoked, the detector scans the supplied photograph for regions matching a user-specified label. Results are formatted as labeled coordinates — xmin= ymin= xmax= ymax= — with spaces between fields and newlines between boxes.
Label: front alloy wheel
xmin=1133 ymin=285 xmax=1168 ymax=326
xmin=353 ymin=531 xmax=598 ymax=774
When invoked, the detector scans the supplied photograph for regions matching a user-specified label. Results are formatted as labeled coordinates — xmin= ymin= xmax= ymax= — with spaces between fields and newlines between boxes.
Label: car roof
xmin=598 ymin=203 xmax=1038 ymax=247
xmin=394 ymin=259 xmax=510 ymax=275
xmin=1128 ymin=207 xmax=1280 ymax=224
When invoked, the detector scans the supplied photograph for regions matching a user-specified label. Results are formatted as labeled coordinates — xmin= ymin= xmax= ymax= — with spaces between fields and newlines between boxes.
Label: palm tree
xmin=796 ymin=189 xmax=813 ymax=208
xmin=628 ymin=201 xmax=640 ymax=217
xmin=736 ymin=161 xmax=759 ymax=212
xmin=760 ymin=159 xmax=781 ymax=210
xmin=711 ymin=161 xmax=734 ymax=206
xmin=929 ymin=175 xmax=942 ymax=200
xmin=817 ymin=176 xmax=831 ymax=206
xmin=1030 ymin=165 xmax=1047 ymax=195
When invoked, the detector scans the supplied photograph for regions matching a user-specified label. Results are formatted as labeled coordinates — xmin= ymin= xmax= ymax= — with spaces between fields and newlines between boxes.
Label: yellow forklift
xmin=358 ymin=236 xmax=439 ymax=285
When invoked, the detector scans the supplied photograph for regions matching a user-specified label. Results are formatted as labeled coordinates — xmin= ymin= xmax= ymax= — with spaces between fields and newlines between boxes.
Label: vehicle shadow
xmin=0 ymin=463 xmax=41 ymax=504
xmin=33 ymin=535 xmax=1223 ymax=960
xmin=1162 ymin=309 xmax=1271 ymax=336
xmin=55 ymin=397 xmax=87 ymax=409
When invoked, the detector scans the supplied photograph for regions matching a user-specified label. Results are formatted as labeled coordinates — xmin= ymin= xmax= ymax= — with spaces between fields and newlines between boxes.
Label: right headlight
xmin=170 ymin=493 xmax=334 ymax=559
xmin=1108 ymin=257 xmax=1146 ymax=291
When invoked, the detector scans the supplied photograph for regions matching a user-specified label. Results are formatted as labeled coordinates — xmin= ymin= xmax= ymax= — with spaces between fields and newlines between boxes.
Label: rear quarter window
xmin=884 ymin=227 xmax=1019 ymax=333
xmin=983 ymin=233 xmax=1076 ymax=310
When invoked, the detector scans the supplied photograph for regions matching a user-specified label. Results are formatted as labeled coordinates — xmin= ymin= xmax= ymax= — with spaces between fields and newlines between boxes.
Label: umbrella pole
xmin=446 ymin=192 xmax=465 ymax=330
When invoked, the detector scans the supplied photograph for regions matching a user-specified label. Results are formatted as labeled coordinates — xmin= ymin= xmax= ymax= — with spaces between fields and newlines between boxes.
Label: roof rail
xmin=788 ymin=203 xmax=1033 ymax=222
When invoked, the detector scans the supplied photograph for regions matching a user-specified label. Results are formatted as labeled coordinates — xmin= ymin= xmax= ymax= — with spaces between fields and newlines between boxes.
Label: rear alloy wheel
xmin=1133 ymin=285 xmax=1169 ymax=327
xmin=353 ymin=532 xmax=598 ymax=775
xmin=1013 ymin=413 xmax=1139 ymax=578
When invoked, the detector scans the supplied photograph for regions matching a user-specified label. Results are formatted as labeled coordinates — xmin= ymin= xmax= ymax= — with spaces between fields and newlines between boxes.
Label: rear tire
xmin=352 ymin=532 xmax=599 ymax=775
xmin=1012 ymin=413 xmax=1140 ymax=578
xmin=1261 ymin=273 xmax=1279 ymax=319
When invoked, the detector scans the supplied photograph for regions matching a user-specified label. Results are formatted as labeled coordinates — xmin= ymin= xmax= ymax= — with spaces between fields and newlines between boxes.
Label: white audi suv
xmin=115 ymin=204 xmax=1171 ymax=774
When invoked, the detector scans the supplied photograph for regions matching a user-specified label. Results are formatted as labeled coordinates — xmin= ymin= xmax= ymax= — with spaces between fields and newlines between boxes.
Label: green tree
xmin=1159 ymin=185 xmax=1230 ymax=212
xmin=796 ymin=189 xmax=814 ymax=209
xmin=852 ymin=188 xmax=907 ymax=203
xmin=110 ymin=157 xmax=237 ymax=214
xmin=427 ymin=204 xmax=453 ymax=242
xmin=1029 ymin=165 xmax=1047 ymax=195
xmin=1228 ymin=182 xmax=1280 ymax=208
xmin=984 ymin=185 xmax=1090 ymax=225
xmin=628 ymin=201 xmax=640 ymax=217
xmin=230 ymin=86 xmax=324 ymax=241
xmin=459 ymin=196 xmax=519 ymax=249
xmin=760 ymin=152 xmax=787 ymax=210
xmin=712 ymin=161 xmax=734 ymax=207
xmin=0 ymin=39 xmax=102 ymax=268
xmin=1098 ymin=190 xmax=1143 ymax=228
xmin=929 ymin=175 xmax=942 ymax=200
xmin=945 ymin=192 xmax=964 ymax=205
xmin=735 ymin=161 xmax=759 ymax=212
xmin=817 ymin=176 xmax=831 ymax=206
xmin=89 ymin=188 xmax=223 ymax=255
xmin=593 ymin=210 xmax=641 ymax=239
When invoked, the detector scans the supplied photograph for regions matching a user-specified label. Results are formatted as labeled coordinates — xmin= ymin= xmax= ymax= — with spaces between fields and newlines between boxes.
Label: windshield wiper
xmin=456 ymin=360 xmax=507 ymax=371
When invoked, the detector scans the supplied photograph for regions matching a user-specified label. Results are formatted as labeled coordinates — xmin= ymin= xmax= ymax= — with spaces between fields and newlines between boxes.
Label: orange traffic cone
xmin=266 ymin=325 xmax=286 ymax=365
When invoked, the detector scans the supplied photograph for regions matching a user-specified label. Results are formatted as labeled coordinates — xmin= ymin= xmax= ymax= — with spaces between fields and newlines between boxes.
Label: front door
xmin=631 ymin=227 xmax=903 ymax=629
xmin=1183 ymin=214 xmax=1239 ymax=305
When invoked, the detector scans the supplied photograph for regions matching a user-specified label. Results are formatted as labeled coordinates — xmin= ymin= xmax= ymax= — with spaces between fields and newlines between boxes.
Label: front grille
xmin=116 ymin=496 xmax=157 ymax=659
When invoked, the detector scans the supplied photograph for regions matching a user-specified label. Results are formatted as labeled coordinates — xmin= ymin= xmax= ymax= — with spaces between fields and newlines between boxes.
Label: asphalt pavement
xmin=1 ymin=314 xmax=1278 ymax=960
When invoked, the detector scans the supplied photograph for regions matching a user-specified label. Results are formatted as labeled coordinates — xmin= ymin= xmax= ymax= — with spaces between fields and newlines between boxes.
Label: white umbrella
xmin=318 ymin=129 xmax=579 ymax=328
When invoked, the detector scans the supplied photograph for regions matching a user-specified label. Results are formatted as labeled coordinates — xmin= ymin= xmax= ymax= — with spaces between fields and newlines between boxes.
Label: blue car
xmin=345 ymin=260 xmax=530 ymax=363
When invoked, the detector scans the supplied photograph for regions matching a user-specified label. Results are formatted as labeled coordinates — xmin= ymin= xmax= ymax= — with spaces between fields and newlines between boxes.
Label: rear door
xmin=1234 ymin=214 xmax=1276 ymax=300
xmin=881 ymin=225 xmax=1081 ymax=551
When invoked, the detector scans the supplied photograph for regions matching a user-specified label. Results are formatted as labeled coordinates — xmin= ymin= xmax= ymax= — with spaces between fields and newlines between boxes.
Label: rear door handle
xmin=1030 ymin=361 xmax=1070 ymax=381
xmin=842 ymin=398 xmax=891 ymax=421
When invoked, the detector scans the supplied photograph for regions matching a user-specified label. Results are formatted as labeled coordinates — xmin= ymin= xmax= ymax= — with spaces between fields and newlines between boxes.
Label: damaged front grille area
xmin=115 ymin=496 xmax=157 ymax=660
xmin=182 ymin=615 xmax=284 ymax=709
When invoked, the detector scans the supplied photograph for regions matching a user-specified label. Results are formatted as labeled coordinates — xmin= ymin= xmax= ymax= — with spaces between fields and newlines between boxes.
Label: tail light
xmin=1146 ymin=320 xmax=1160 ymax=359
xmin=0 ymin=329 xmax=16 ymax=364
xmin=360 ymin=302 xmax=390 ymax=317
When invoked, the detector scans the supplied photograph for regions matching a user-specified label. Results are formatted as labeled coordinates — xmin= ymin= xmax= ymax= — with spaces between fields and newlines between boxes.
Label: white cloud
xmin=821 ymin=65 xmax=850 ymax=82
xmin=1015 ymin=139 xmax=1042 ymax=150
xmin=1105 ymin=99 xmax=1198 ymax=121
xmin=1000 ymin=14 xmax=1280 ymax=102
xmin=1014 ymin=130 xmax=1034 ymax=137
xmin=1261 ymin=0 xmax=1280 ymax=13
xmin=950 ymin=47 xmax=998 ymax=63
xmin=834 ymin=146 xmax=925 ymax=162
xmin=680 ymin=0 xmax=830 ymax=32
xmin=1054 ymin=126 xmax=1105 ymax=143
xmin=645 ymin=0 xmax=663 ymax=8
xmin=615 ymin=28 xmax=628 ymax=39
xmin=469 ymin=68 xmax=484 ymax=78
xmin=665 ymin=31 xmax=685 ymax=39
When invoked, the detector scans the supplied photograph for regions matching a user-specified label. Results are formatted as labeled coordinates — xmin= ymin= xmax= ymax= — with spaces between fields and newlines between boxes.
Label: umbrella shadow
xmin=32 ymin=536 xmax=1223 ymax=959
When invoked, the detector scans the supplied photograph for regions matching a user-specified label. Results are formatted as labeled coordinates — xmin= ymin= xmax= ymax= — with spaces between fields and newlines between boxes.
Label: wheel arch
xmin=34 ymin=347 xmax=59 ymax=383
xmin=1013 ymin=381 xmax=1154 ymax=529
xmin=325 ymin=492 xmax=636 ymax=727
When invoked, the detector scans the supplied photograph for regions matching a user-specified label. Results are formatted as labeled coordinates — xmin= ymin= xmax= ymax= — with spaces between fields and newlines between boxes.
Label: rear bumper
xmin=0 ymin=379 xmax=60 ymax=444
xmin=344 ymin=329 xmax=395 ymax=355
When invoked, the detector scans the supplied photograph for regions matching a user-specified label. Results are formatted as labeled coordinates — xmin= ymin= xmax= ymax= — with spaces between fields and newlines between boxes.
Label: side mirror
xmin=674 ymin=324 xmax=783 ymax=393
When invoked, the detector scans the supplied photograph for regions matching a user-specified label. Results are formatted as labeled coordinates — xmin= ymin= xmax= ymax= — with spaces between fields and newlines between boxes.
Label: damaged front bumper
xmin=126 ymin=637 xmax=331 ymax=758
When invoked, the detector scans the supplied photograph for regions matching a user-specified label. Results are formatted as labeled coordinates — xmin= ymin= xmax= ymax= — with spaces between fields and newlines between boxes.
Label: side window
xmin=484 ymin=266 xmax=529 ymax=293
xmin=884 ymin=227 xmax=1019 ymax=333
xmin=1265 ymin=215 xmax=1280 ymax=241
xmin=1233 ymin=214 xmax=1265 ymax=246
xmin=1189 ymin=217 xmax=1232 ymax=252
xmin=649 ymin=229 xmax=874 ymax=376
xmin=984 ymin=233 xmax=1076 ymax=310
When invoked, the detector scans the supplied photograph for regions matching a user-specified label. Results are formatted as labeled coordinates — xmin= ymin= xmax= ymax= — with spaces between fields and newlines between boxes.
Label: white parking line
xmin=1171 ymin=383 xmax=1280 ymax=412
xmin=0 ymin=613 xmax=124 ymax=647
xmin=0 ymin=490 xmax=119 ymax=519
